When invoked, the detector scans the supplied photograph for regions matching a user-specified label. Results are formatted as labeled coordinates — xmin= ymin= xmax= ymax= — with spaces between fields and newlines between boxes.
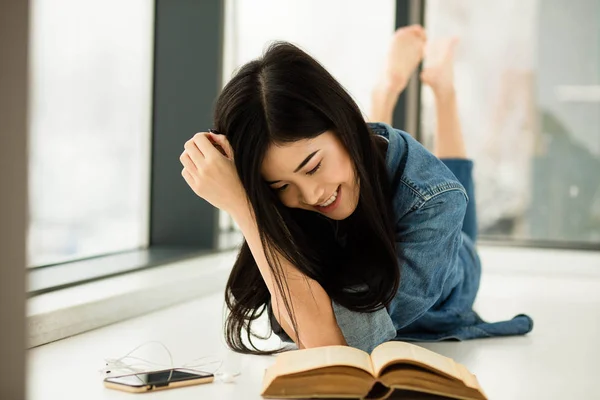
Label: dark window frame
xmin=28 ymin=0 xmax=228 ymax=295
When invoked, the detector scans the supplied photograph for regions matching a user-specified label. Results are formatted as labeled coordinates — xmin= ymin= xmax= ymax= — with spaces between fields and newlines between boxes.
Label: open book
xmin=261 ymin=341 xmax=487 ymax=400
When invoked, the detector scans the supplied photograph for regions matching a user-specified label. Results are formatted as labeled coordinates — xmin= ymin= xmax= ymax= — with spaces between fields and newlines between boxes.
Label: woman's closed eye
xmin=306 ymin=161 xmax=322 ymax=176
xmin=275 ymin=161 xmax=322 ymax=192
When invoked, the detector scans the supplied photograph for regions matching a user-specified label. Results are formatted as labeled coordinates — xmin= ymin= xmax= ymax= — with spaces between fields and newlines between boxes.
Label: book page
xmin=262 ymin=345 xmax=374 ymax=389
xmin=371 ymin=342 xmax=462 ymax=381
xmin=456 ymin=363 xmax=485 ymax=391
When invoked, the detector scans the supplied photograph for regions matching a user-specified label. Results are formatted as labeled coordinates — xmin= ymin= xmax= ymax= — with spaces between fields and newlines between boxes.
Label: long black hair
xmin=213 ymin=41 xmax=400 ymax=354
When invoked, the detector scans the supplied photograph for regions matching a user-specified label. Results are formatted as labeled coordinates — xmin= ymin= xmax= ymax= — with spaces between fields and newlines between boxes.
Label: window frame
xmin=27 ymin=0 xmax=228 ymax=295
xmin=1 ymin=0 xmax=29 ymax=394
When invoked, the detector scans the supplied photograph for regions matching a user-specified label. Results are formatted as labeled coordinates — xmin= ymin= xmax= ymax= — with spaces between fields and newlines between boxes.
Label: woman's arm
xmin=230 ymin=202 xmax=347 ymax=349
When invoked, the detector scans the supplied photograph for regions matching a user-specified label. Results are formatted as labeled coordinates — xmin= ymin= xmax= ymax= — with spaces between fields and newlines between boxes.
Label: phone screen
xmin=105 ymin=369 xmax=213 ymax=388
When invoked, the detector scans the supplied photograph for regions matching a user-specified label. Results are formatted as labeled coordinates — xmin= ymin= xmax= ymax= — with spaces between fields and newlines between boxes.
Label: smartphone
xmin=104 ymin=368 xmax=214 ymax=393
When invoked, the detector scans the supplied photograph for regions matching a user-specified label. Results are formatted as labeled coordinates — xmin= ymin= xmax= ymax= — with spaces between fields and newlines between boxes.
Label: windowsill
xmin=26 ymin=240 xmax=600 ymax=349
xmin=27 ymin=249 xmax=238 ymax=348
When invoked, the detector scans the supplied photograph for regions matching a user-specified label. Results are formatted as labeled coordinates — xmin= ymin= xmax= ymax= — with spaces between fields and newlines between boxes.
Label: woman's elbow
xmin=271 ymin=290 xmax=347 ymax=348
xmin=298 ymin=313 xmax=348 ymax=349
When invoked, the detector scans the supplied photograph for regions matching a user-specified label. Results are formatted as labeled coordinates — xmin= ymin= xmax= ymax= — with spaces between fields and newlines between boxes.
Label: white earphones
xmin=217 ymin=372 xmax=241 ymax=384
xmin=101 ymin=358 xmax=147 ymax=375
xmin=99 ymin=341 xmax=241 ymax=384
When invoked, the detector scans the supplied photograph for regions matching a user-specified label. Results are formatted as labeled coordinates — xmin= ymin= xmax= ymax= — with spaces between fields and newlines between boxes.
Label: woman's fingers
xmin=181 ymin=132 xmax=234 ymax=185
xmin=181 ymin=167 xmax=195 ymax=186
xmin=184 ymin=135 xmax=206 ymax=168
xmin=179 ymin=151 xmax=197 ymax=174
xmin=207 ymin=132 xmax=234 ymax=160
xmin=193 ymin=132 xmax=221 ymax=162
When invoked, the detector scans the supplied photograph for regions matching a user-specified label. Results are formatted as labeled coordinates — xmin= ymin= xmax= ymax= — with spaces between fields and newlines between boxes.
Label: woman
xmin=180 ymin=25 xmax=533 ymax=355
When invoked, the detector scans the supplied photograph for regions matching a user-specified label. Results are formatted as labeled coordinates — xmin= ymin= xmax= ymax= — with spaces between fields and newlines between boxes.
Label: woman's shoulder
xmin=367 ymin=122 xmax=467 ymax=218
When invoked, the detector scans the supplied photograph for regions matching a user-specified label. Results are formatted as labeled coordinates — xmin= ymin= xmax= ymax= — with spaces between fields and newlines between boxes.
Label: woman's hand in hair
xmin=180 ymin=132 xmax=247 ymax=215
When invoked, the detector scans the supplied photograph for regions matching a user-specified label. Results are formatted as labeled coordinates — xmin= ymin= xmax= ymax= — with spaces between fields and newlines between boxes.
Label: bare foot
xmin=381 ymin=24 xmax=427 ymax=94
xmin=420 ymin=37 xmax=459 ymax=96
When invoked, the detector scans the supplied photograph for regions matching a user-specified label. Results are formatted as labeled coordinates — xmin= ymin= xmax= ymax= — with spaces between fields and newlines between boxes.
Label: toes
xmin=442 ymin=37 xmax=460 ymax=60
xmin=419 ymin=70 xmax=432 ymax=86
xmin=395 ymin=24 xmax=426 ymax=40
xmin=409 ymin=24 xmax=427 ymax=41
xmin=449 ymin=36 xmax=460 ymax=49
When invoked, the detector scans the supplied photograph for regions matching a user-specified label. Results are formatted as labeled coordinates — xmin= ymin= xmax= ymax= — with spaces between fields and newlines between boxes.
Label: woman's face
xmin=261 ymin=130 xmax=360 ymax=220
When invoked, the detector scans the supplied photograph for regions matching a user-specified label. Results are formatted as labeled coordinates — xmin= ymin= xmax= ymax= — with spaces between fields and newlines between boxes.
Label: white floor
xmin=28 ymin=246 xmax=600 ymax=400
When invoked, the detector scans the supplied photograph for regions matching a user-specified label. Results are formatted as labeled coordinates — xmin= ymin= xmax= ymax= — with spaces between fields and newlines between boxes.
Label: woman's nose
xmin=300 ymin=185 xmax=324 ymax=206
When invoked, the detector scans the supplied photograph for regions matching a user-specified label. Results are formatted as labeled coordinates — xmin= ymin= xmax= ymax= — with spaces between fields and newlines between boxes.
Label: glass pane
xmin=219 ymin=0 xmax=396 ymax=247
xmin=27 ymin=0 xmax=154 ymax=267
xmin=422 ymin=0 xmax=600 ymax=244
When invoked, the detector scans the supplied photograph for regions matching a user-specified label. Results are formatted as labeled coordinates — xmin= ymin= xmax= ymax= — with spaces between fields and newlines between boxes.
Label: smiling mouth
xmin=314 ymin=185 xmax=341 ymax=213
xmin=317 ymin=188 xmax=338 ymax=207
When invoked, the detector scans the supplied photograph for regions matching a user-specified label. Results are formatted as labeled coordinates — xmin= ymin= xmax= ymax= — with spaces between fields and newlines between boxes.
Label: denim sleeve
xmin=387 ymin=188 xmax=468 ymax=329
xmin=331 ymin=300 xmax=397 ymax=353
xmin=328 ymin=189 xmax=468 ymax=351
xmin=268 ymin=297 xmax=396 ymax=354
xmin=268 ymin=293 xmax=396 ymax=353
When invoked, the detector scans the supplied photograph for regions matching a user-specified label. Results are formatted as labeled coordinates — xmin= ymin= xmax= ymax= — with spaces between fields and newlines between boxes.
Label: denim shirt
xmin=269 ymin=122 xmax=534 ymax=353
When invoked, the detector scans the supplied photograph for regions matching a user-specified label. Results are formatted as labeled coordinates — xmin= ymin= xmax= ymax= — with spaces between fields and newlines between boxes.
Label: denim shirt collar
xmin=366 ymin=122 xmax=404 ymax=179
xmin=366 ymin=122 xmax=406 ymax=194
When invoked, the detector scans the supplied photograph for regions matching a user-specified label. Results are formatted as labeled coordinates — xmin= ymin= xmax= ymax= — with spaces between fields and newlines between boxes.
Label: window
xmin=421 ymin=0 xmax=600 ymax=245
xmin=28 ymin=0 xmax=155 ymax=267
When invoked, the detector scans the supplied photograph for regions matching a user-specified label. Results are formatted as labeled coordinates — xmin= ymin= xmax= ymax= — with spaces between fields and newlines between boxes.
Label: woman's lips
xmin=314 ymin=185 xmax=341 ymax=213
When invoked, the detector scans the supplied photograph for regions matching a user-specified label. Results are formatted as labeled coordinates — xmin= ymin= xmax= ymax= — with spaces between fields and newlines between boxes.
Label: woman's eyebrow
xmin=265 ymin=150 xmax=320 ymax=184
